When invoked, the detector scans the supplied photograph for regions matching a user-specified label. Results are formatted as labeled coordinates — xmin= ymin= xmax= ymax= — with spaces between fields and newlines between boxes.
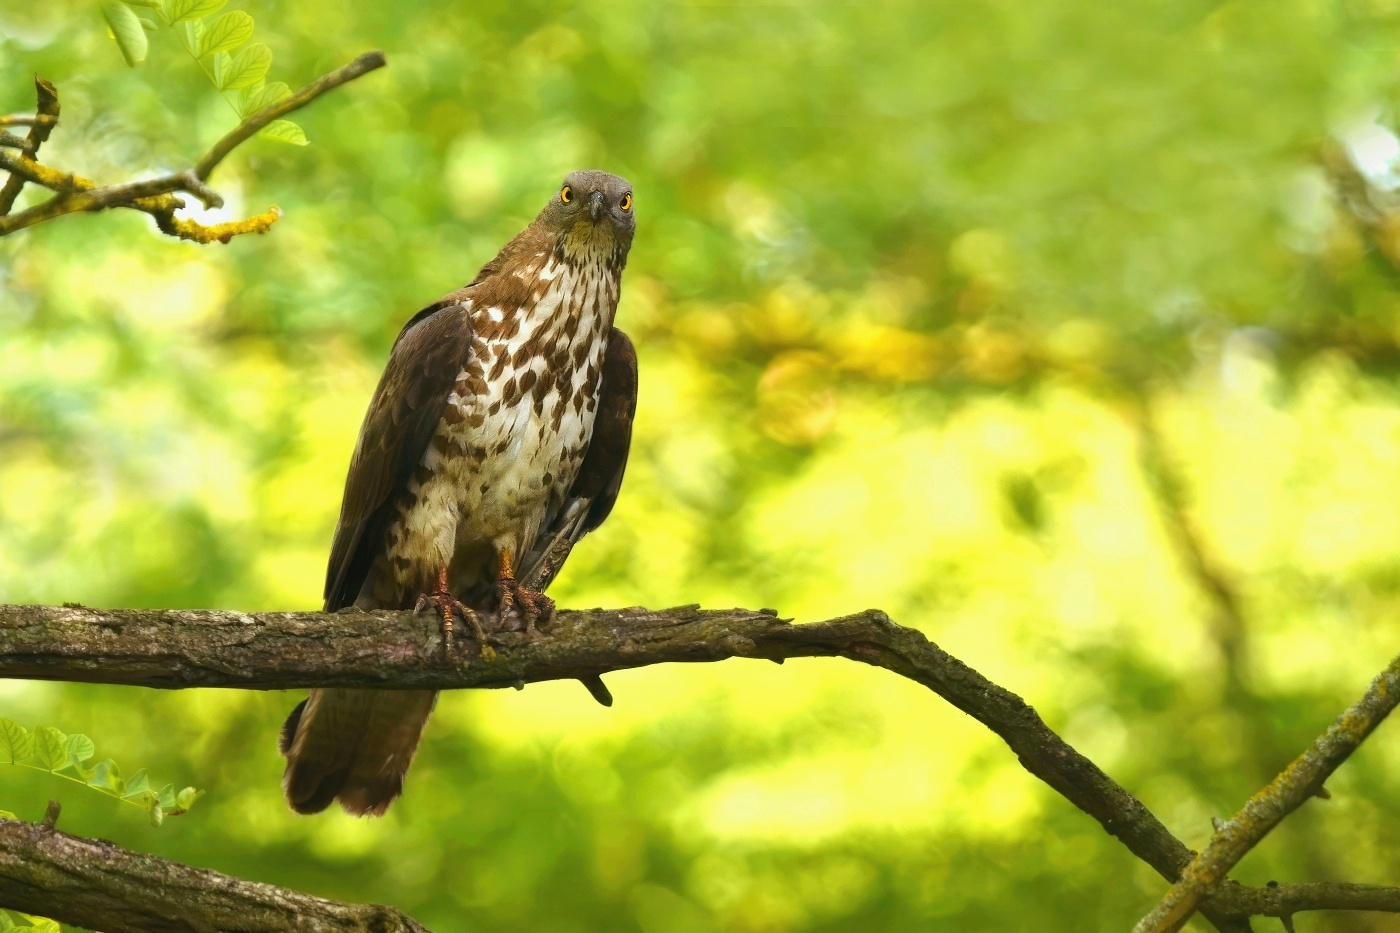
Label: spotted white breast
xmin=382 ymin=254 xmax=620 ymax=591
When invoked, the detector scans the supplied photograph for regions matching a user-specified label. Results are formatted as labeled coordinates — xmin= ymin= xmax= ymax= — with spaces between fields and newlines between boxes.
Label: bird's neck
xmin=526 ymin=254 xmax=619 ymax=337
xmin=469 ymin=249 xmax=619 ymax=350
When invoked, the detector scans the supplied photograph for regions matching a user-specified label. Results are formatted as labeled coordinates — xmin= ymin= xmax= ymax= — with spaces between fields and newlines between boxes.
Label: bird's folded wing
xmin=519 ymin=326 xmax=639 ymax=591
xmin=323 ymin=295 xmax=476 ymax=611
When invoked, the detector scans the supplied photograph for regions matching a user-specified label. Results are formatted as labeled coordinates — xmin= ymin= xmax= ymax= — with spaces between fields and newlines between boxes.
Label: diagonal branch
xmin=0 ymin=804 xmax=427 ymax=932
xmin=1129 ymin=391 xmax=1252 ymax=693
xmin=194 ymin=49 xmax=385 ymax=181
xmin=1134 ymin=651 xmax=1400 ymax=932
xmin=2 ymin=603 xmax=1396 ymax=929
xmin=0 ymin=76 xmax=59 ymax=215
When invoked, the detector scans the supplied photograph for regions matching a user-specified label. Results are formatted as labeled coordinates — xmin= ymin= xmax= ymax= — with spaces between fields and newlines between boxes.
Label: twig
xmin=2 ymin=603 xmax=1396 ymax=928
xmin=0 ymin=77 xmax=58 ymax=215
xmin=1130 ymin=393 xmax=1251 ymax=688
xmin=1134 ymin=652 xmax=1400 ymax=932
xmin=194 ymin=49 xmax=386 ymax=180
xmin=0 ymin=812 xmax=428 ymax=932
xmin=0 ymin=161 xmax=211 ymax=231
xmin=0 ymin=115 xmax=57 ymax=128
xmin=0 ymin=150 xmax=273 ymax=242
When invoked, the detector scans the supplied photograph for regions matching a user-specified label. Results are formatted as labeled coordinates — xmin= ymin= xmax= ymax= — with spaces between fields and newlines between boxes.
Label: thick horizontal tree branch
xmin=2 ymin=603 xmax=1396 ymax=929
xmin=0 ymin=802 xmax=427 ymax=932
xmin=0 ymin=50 xmax=384 ymax=242
xmin=1135 ymin=650 xmax=1400 ymax=933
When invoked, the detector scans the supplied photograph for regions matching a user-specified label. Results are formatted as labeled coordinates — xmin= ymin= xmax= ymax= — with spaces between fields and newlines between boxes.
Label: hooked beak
xmin=589 ymin=189 xmax=605 ymax=223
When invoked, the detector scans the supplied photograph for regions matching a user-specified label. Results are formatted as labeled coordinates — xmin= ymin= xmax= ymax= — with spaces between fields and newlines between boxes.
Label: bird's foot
xmin=496 ymin=576 xmax=555 ymax=639
xmin=493 ymin=548 xmax=554 ymax=640
xmin=414 ymin=590 xmax=489 ymax=659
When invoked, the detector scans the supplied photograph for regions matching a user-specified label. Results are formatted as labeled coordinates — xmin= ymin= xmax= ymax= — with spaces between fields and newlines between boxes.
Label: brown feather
xmin=575 ymin=328 xmax=639 ymax=533
xmin=283 ymin=689 xmax=436 ymax=816
xmin=519 ymin=327 xmax=638 ymax=587
xmin=289 ymin=300 xmax=476 ymax=818
xmin=285 ymin=171 xmax=637 ymax=815
xmin=323 ymin=297 xmax=476 ymax=612
xmin=519 ymin=328 xmax=638 ymax=708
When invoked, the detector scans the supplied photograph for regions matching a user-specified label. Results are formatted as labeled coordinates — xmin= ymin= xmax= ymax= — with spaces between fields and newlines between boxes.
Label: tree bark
xmin=2 ymin=602 xmax=1397 ymax=930
xmin=0 ymin=805 xmax=427 ymax=932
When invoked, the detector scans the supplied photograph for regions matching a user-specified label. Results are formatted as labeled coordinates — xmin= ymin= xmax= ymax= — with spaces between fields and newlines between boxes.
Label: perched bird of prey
xmin=279 ymin=171 xmax=638 ymax=816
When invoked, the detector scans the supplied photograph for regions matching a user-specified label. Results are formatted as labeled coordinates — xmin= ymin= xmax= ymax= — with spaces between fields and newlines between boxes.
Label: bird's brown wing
xmin=575 ymin=327 xmax=640 ymax=533
xmin=520 ymin=327 xmax=638 ymax=591
xmin=324 ymin=296 xmax=475 ymax=612
xmin=519 ymin=328 xmax=637 ymax=708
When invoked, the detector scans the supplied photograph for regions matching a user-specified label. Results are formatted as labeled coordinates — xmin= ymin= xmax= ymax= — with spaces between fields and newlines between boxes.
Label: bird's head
xmin=540 ymin=170 xmax=635 ymax=267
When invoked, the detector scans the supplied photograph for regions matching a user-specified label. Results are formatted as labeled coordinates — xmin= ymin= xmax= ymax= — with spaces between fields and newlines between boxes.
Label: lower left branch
xmin=0 ymin=807 xmax=428 ymax=933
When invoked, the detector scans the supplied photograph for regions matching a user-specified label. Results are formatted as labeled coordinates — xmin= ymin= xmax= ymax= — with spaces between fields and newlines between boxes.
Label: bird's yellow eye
xmin=620 ymin=193 xmax=632 ymax=212
xmin=560 ymin=185 xmax=572 ymax=204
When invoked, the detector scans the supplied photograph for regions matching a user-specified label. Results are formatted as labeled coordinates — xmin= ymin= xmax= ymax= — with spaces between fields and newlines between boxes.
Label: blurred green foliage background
xmin=3 ymin=0 xmax=1400 ymax=929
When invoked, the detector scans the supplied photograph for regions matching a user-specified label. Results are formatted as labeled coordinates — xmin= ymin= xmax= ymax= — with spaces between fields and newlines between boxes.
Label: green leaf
xmin=65 ymin=733 xmax=95 ymax=767
xmin=183 ymin=18 xmax=205 ymax=51
xmin=0 ymin=911 xmax=13 ymax=931
xmin=214 ymin=41 xmax=271 ymax=90
xmin=102 ymin=2 xmax=149 ymax=66
xmin=32 ymin=727 xmax=68 ymax=772
xmin=17 ymin=916 xmax=59 ymax=933
xmin=161 ymin=0 xmax=226 ymax=24
xmin=87 ymin=759 xmax=124 ymax=796
xmin=65 ymin=734 xmax=96 ymax=779
xmin=0 ymin=720 xmax=31 ymax=764
xmin=122 ymin=0 xmax=162 ymax=9
xmin=139 ymin=15 xmax=158 ymax=31
xmin=0 ymin=719 xmax=197 ymax=825
xmin=260 ymin=119 xmax=308 ymax=146
xmin=239 ymin=80 xmax=290 ymax=118
xmin=196 ymin=10 xmax=253 ymax=58
xmin=0 ymin=811 xmax=14 ymax=821
xmin=123 ymin=767 xmax=153 ymax=803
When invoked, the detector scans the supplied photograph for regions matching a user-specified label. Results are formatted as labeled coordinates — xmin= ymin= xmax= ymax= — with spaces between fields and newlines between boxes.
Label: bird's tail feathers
xmin=281 ymin=687 xmax=437 ymax=817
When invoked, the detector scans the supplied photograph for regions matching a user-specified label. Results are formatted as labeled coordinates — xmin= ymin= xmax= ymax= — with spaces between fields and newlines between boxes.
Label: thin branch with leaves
xmin=0 ymin=49 xmax=384 ymax=241
xmin=0 ymin=719 xmax=201 ymax=827
xmin=103 ymin=0 xmax=313 ymax=144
